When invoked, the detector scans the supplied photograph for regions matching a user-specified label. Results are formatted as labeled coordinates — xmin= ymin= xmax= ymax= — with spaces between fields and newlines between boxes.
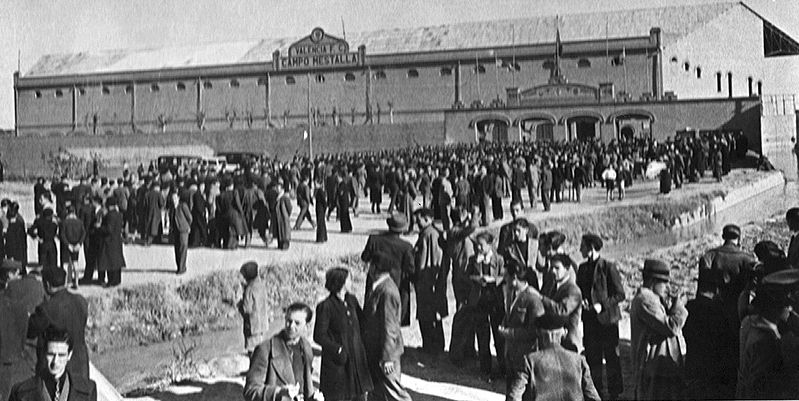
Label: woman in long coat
xmin=314 ymin=176 xmax=328 ymax=243
xmin=336 ymin=172 xmax=356 ymax=233
xmin=98 ymin=197 xmax=126 ymax=286
xmin=4 ymin=203 xmax=27 ymax=267
xmin=314 ymin=268 xmax=373 ymax=400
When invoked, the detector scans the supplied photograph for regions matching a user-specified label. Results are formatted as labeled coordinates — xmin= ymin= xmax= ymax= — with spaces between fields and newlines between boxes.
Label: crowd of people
xmin=1 ymin=132 xmax=792 ymax=401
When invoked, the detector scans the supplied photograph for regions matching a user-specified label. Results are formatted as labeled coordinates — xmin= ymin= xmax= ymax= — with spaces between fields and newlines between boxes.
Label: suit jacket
xmin=142 ymin=189 xmax=165 ymax=236
xmin=541 ymin=279 xmax=583 ymax=352
xmin=27 ymin=290 xmax=90 ymax=381
xmin=4 ymin=275 xmax=46 ymax=316
xmin=313 ymin=293 xmax=373 ymax=399
xmin=500 ymin=239 xmax=543 ymax=289
xmin=244 ymin=333 xmax=315 ymax=401
xmin=577 ymin=257 xmax=625 ymax=326
xmin=171 ymin=202 xmax=192 ymax=234
xmin=414 ymin=225 xmax=448 ymax=320
xmin=444 ymin=224 xmax=475 ymax=305
xmin=8 ymin=374 xmax=97 ymax=401
xmin=507 ymin=344 xmax=600 ymax=401
xmin=0 ymin=295 xmax=34 ymax=401
xmin=502 ymin=286 xmax=545 ymax=367
xmin=362 ymin=276 xmax=404 ymax=364
xmin=361 ymin=232 xmax=415 ymax=326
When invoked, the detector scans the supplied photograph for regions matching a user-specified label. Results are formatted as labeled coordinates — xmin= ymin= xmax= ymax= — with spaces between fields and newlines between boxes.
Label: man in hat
xmin=98 ymin=196 xmax=125 ymax=286
xmin=412 ymin=208 xmax=447 ymax=354
xmin=576 ymin=233 xmax=624 ymax=400
xmin=698 ymin=224 xmax=756 ymax=372
xmin=505 ymin=312 xmax=600 ymax=401
xmin=630 ymin=259 xmax=688 ymax=400
xmin=362 ymin=213 xmax=416 ymax=327
xmin=737 ymin=269 xmax=799 ymax=398
xmin=683 ymin=268 xmax=735 ymax=399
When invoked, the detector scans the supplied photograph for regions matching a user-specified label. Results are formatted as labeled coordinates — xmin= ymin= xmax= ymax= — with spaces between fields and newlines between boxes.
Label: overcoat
xmin=313 ymin=293 xmax=373 ymax=399
xmin=98 ymin=209 xmax=126 ymax=272
xmin=243 ymin=333 xmax=315 ymax=401
xmin=414 ymin=225 xmax=448 ymax=321
xmin=275 ymin=193 xmax=293 ymax=244
xmin=0 ymin=295 xmax=33 ymax=401
xmin=362 ymin=232 xmax=416 ymax=326
xmin=143 ymin=189 xmax=165 ymax=237
xmin=9 ymin=374 xmax=97 ymax=401
xmin=28 ymin=289 xmax=90 ymax=381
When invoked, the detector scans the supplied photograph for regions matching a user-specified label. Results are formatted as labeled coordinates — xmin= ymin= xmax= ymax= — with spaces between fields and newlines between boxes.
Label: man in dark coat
xmin=362 ymin=259 xmax=412 ymax=401
xmin=217 ymin=180 xmax=244 ymax=249
xmin=244 ymin=303 xmax=319 ymax=401
xmin=26 ymin=208 xmax=59 ymax=270
xmin=413 ymin=208 xmax=448 ymax=354
xmin=239 ymin=179 xmax=259 ymax=248
xmin=540 ymin=161 xmax=552 ymax=212
xmin=9 ymin=327 xmax=97 ymax=401
xmin=142 ymin=182 xmax=165 ymax=245
xmin=79 ymin=197 xmax=104 ymax=285
xmin=784 ymin=207 xmax=799 ymax=268
xmin=189 ymin=182 xmax=208 ymax=247
xmin=98 ymin=197 xmax=125 ymax=287
xmin=577 ymin=234 xmax=625 ymax=400
xmin=337 ymin=171 xmax=356 ymax=233
xmin=361 ymin=214 xmax=416 ymax=327
xmin=294 ymin=175 xmax=314 ymax=230
xmin=28 ymin=268 xmax=90 ymax=381
xmin=171 ymin=192 xmax=192 ymax=275
xmin=275 ymin=183 xmax=293 ymax=250
xmin=0 ymin=261 xmax=35 ymax=401
xmin=385 ymin=166 xmax=400 ymax=215
xmin=367 ymin=165 xmax=384 ymax=213
xmin=33 ymin=178 xmax=46 ymax=217
xmin=4 ymin=261 xmax=46 ymax=316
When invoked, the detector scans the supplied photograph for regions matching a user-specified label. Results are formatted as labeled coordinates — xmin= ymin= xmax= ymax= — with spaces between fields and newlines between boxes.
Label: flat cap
xmin=722 ymin=224 xmax=741 ymax=240
xmin=239 ymin=261 xmax=259 ymax=280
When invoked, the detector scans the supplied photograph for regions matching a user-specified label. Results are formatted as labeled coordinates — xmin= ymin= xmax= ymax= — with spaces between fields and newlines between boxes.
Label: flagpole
xmin=511 ymin=25 xmax=516 ymax=88
xmin=307 ymin=73 xmax=313 ymax=159
xmin=605 ymin=17 xmax=609 ymax=83
xmin=622 ymin=46 xmax=628 ymax=96
xmin=475 ymin=53 xmax=481 ymax=103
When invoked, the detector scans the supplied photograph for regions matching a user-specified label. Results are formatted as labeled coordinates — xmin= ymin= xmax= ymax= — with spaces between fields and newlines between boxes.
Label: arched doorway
xmin=560 ymin=111 xmax=604 ymax=142
xmin=469 ymin=114 xmax=512 ymax=143
xmin=607 ymin=109 xmax=656 ymax=140
xmin=515 ymin=112 xmax=557 ymax=142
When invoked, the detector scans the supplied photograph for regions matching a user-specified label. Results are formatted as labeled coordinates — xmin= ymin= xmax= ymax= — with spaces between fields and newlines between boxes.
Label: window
xmin=77 ymin=87 xmax=86 ymax=96
xmin=176 ymin=82 xmax=186 ymax=91
xmin=285 ymin=76 xmax=296 ymax=85
xmin=748 ymin=76 xmax=754 ymax=97
xmin=203 ymin=81 xmax=213 ymax=89
xmin=611 ymin=57 xmax=624 ymax=66
xmin=474 ymin=65 xmax=486 ymax=74
xmin=125 ymin=85 xmax=134 ymax=94
xmin=55 ymin=90 xmax=63 ymax=98
xmin=257 ymin=77 xmax=267 ymax=86
xmin=440 ymin=67 xmax=452 ymax=76
xmin=150 ymin=83 xmax=160 ymax=92
xmin=315 ymin=74 xmax=325 ymax=83
xmin=683 ymin=62 xmax=690 ymax=71
xmin=344 ymin=73 xmax=356 ymax=82
xmin=543 ymin=60 xmax=555 ymax=70
xmin=716 ymin=72 xmax=722 ymax=92
xmin=696 ymin=67 xmax=702 ymax=79
xmin=670 ymin=56 xmax=678 ymax=63
xmin=34 ymin=91 xmax=42 ymax=99
xmin=727 ymin=72 xmax=733 ymax=97
xmin=757 ymin=80 xmax=763 ymax=96
xmin=407 ymin=69 xmax=419 ymax=78
xmin=577 ymin=59 xmax=591 ymax=68
xmin=229 ymin=79 xmax=240 ymax=88
xmin=102 ymin=86 xmax=111 ymax=95
xmin=374 ymin=70 xmax=387 ymax=80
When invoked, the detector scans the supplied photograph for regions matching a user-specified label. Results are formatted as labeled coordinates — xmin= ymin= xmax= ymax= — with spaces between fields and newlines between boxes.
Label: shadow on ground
xmin=133 ymin=380 xmax=243 ymax=401
xmin=401 ymin=347 xmax=506 ymax=394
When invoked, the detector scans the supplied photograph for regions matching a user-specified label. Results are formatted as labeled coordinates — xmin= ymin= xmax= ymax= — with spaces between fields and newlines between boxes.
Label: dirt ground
xmin=0 ymin=169 xmax=776 ymax=401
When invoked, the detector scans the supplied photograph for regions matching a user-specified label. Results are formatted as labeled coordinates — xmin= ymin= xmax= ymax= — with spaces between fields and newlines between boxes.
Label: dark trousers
xmin=541 ymin=187 xmax=551 ymax=211
xmin=419 ymin=319 xmax=445 ymax=354
xmin=511 ymin=186 xmax=523 ymax=208
xmin=439 ymin=204 xmax=451 ymax=231
xmin=368 ymin=359 xmax=412 ymax=401
xmin=38 ymin=243 xmax=58 ymax=269
xmin=491 ymin=195 xmax=503 ymax=220
xmin=174 ymin=232 xmax=189 ymax=273
xmin=294 ymin=203 xmax=314 ymax=229
xmin=474 ymin=304 xmax=505 ymax=375
xmin=106 ymin=269 xmax=121 ymax=286
xmin=278 ymin=240 xmax=289 ymax=250
xmin=480 ymin=196 xmax=491 ymax=226
xmin=81 ymin=241 xmax=100 ymax=281
xmin=583 ymin=319 xmax=623 ymax=398
xmin=527 ymin=183 xmax=537 ymax=208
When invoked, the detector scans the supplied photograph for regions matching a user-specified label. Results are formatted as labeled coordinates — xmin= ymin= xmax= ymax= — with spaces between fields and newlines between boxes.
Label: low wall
xmin=0 ymin=122 xmax=445 ymax=178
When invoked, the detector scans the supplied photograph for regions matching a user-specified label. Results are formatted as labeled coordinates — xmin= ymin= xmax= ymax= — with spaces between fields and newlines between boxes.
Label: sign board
xmin=275 ymin=28 xmax=362 ymax=70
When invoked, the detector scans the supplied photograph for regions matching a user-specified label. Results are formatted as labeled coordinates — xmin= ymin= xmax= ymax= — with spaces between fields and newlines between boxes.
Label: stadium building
xmin=8 ymin=1 xmax=799 ymax=175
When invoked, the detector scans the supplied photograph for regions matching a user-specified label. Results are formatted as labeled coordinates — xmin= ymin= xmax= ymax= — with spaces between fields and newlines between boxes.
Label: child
xmin=59 ymin=205 xmax=86 ymax=289
xmin=238 ymin=261 xmax=269 ymax=356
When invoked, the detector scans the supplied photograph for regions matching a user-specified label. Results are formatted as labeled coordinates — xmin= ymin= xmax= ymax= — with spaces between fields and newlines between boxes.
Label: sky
xmin=1 ymin=0 xmax=798 ymax=129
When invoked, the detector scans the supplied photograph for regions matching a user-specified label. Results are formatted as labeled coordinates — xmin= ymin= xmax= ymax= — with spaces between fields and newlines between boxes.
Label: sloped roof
xmin=26 ymin=2 xmax=742 ymax=78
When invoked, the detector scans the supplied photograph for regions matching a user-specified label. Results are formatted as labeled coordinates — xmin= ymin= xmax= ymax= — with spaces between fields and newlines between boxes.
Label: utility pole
xmin=307 ymin=73 xmax=313 ymax=159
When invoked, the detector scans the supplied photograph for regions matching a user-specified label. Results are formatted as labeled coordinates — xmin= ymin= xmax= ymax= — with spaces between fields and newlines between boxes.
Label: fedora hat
xmin=643 ymin=259 xmax=670 ymax=282
xmin=386 ymin=213 xmax=409 ymax=233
